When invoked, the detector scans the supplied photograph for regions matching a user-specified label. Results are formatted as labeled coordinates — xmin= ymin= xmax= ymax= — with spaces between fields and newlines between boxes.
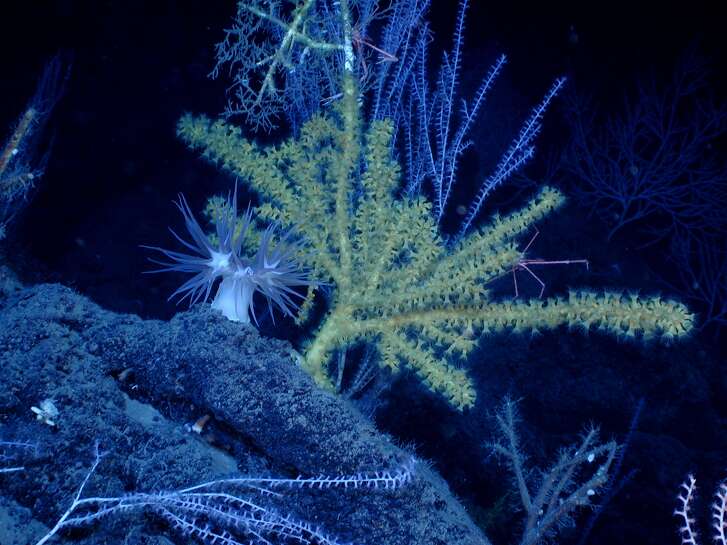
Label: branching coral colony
xmin=173 ymin=0 xmax=694 ymax=410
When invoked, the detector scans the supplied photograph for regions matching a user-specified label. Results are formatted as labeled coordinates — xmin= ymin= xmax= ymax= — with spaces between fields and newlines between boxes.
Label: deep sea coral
xmin=177 ymin=108 xmax=694 ymax=410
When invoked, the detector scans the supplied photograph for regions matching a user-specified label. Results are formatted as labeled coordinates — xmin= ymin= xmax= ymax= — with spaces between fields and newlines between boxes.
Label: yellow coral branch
xmin=178 ymin=109 xmax=694 ymax=412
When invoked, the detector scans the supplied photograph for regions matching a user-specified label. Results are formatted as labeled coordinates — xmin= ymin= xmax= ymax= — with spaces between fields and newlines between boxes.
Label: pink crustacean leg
xmin=321 ymin=32 xmax=398 ymax=106
xmin=351 ymin=20 xmax=398 ymax=81
xmin=512 ymin=228 xmax=589 ymax=298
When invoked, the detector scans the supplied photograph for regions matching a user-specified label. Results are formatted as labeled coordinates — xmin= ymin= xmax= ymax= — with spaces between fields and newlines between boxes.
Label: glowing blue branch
xmin=439 ymin=54 xmax=507 ymax=221
xmin=456 ymin=77 xmax=567 ymax=240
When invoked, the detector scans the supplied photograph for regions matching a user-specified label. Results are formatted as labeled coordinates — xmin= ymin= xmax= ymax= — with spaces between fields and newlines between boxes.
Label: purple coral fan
xmin=144 ymin=189 xmax=313 ymax=325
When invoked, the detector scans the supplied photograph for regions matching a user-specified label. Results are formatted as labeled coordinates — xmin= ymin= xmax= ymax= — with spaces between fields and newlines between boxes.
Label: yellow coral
xmin=178 ymin=102 xmax=694 ymax=411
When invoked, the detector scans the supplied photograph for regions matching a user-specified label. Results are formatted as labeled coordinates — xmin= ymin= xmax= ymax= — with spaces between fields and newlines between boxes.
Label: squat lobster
xmin=352 ymin=25 xmax=398 ymax=79
xmin=512 ymin=228 xmax=589 ymax=298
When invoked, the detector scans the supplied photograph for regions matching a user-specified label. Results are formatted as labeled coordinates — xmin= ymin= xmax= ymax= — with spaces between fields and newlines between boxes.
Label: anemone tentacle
xmin=144 ymin=188 xmax=314 ymax=324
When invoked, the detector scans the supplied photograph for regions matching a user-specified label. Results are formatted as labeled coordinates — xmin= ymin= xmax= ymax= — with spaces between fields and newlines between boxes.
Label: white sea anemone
xmin=144 ymin=188 xmax=313 ymax=325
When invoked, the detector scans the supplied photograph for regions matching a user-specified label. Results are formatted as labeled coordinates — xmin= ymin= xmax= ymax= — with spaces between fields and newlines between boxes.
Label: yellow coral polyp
xmin=178 ymin=105 xmax=695 ymax=412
